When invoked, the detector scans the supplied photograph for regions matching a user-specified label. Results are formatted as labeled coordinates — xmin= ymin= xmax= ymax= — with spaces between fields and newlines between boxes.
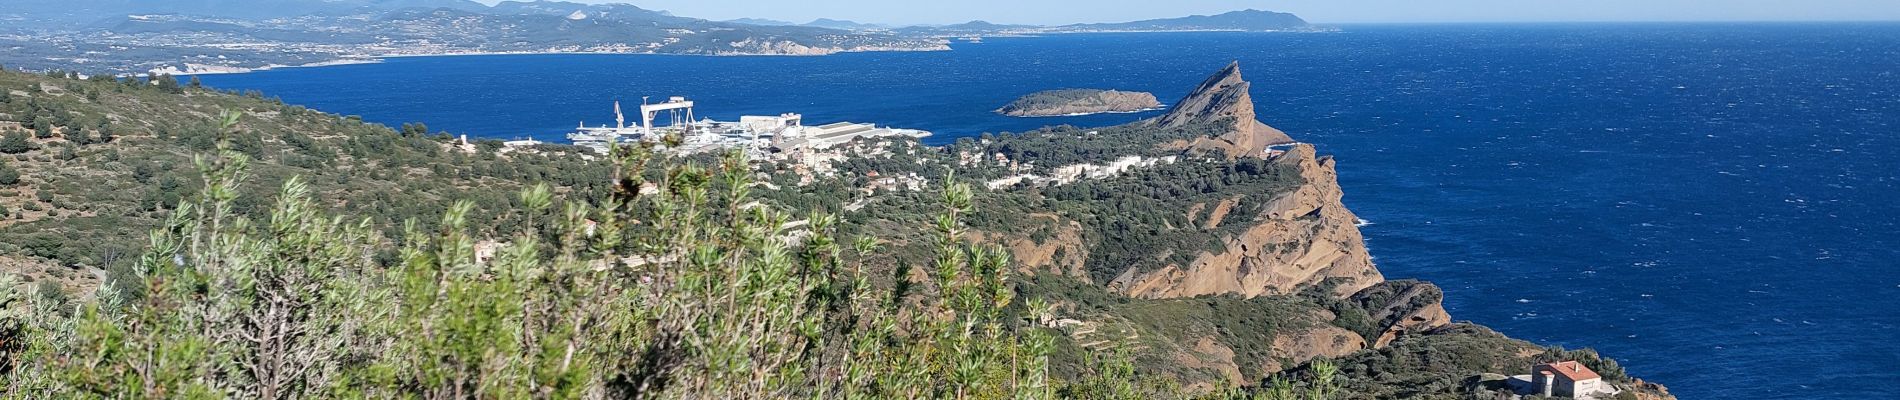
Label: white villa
xmin=1531 ymin=361 xmax=1611 ymax=398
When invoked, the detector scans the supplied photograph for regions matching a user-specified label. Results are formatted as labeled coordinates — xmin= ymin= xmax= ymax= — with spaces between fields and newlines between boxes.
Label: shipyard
xmin=565 ymin=96 xmax=932 ymax=160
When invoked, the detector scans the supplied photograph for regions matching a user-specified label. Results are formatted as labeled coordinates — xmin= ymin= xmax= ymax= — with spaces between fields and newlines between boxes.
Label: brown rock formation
xmin=1152 ymin=61 xmax=1295 ymax=158
xmin=1111 ymin=144 xmax=1383 ymax=299
xmin=1266 ymin=324 xmax=1367 ymax=372
xmin=1629 ymin=379 xmax=1680 ymax=400
xmin=970 ymin=214 xmax=1092 ymax=282
xmin=1352 ymin=281 xmax=1455 ymax=347
xmin=987 ymin=63 xmax=1662 ymax=395
xmin=1177 ymin=336 xmax=1245 ymax=387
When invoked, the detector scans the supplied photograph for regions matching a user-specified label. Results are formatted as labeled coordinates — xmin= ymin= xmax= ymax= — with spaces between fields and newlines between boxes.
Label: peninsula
xmin=996 ymin=89 xmax=1164 ymax=117
xmin=0 ymin=61 xmax=1673 ymax=399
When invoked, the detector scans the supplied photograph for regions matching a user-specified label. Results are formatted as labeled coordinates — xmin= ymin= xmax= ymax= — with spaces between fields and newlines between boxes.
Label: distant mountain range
xmin=1071 ymin=9 xmax=1312 ymax=32
xmin=802 ymin=18 xmax=890 ymax=31
xmin=724 ymin=18 xmax=798 ymax=26
xmin=0 ymin=1 xmax=1319 ymax=75
xmin=3 ymin=0 xmax=488 ymax=27
xmin=723 ymin=18 xmax=891 ymax=30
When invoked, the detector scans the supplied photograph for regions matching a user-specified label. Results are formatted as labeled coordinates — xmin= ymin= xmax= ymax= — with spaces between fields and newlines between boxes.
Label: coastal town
xmin=554 ymin=97 xmax=932 ymax=162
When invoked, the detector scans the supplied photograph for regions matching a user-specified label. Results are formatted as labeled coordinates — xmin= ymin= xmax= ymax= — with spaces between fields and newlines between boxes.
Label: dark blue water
xmin=202 ymin=24 xmax=1900 ymax=399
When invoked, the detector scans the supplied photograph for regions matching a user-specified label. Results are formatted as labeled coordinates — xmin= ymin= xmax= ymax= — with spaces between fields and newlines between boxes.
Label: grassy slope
xmin=0 ymin=70 xmax=610 ymax=294
xmin=0 ymin=69 xmax=1666 ymax=399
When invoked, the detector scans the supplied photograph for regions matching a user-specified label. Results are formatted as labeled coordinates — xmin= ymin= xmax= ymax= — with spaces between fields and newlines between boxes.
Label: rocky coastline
xmin=996 ymin=89 xmax=1165 ymax=117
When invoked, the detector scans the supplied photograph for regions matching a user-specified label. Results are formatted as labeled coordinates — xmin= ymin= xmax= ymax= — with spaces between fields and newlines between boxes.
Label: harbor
xmin=565 ymin=96 xmax=932 ymax=158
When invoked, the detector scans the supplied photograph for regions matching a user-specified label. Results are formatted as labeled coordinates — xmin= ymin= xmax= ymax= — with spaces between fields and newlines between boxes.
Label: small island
xmin=995 ymin=89 xmax=1164 ymax=117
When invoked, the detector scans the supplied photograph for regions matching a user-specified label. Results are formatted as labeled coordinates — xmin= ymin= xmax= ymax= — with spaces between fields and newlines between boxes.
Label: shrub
xmin=0 ymin=113 xmax=1068 ymax=399
xmin=55 ymin=144 xmax=76 ymax=161
xmin=0 ymin=161 xmax=18 ymax=186
xmin=0 ymin=132 xmax=29 ymax=154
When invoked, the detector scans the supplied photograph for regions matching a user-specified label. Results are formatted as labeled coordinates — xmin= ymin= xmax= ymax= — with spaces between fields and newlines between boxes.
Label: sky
xmin=475 ymin=0 xmax=1900 ymax=26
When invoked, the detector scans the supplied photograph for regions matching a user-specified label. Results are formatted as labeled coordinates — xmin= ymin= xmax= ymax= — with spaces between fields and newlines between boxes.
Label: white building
xmin=1532 ymin=361 xmax=1609 ymax=398
xmin=771 ymin=122 xmax=929 ymax=153
xmin=740 ymin=113 xmax=802 ymax=134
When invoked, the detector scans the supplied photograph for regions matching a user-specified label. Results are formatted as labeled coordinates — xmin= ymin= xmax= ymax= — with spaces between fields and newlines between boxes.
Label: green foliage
xmin=31 ymin=280 xmax=66 ymax=309
xmin=958 ymin=118 xmax=1245 ymax=169
xmin=93 ymin=124 xmax=114 ymax=144
xmin=53 ymin=144 xmax=75 ymax=161
xmin=997 ymin=89 xmax=1157 ymax=116
xmin=0 ymin=133 xmax=27 ymax=154
xmin=0 ymin=160 xmax=18 ymax=186
xmin=1273 ymin=323 xmax=1641 ymax=399
xmin=0 ymin=66 xmax=1648 ymax=400
xmin=0 ymin=114 xmax=1077 ymax=398
xmin=1532 ymin=348 xmax=1628 ymax=382
xmin=151 ymin=74 xmax=182 ymax=94
xmin=1035 ymin=156 xmax=1304 ymax=282
xmin=398 ymin=122 xmax=429 ymax=137
xmin=0 ymin=68 xmax=616 ymax=269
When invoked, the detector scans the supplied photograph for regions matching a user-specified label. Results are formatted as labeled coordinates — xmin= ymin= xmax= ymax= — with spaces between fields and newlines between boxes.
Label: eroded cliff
xmin=1109 ymin=143 xmax=1384 ymax=300
xmin=981 ymin=62 xmax=1482 ymax=389
xmin=1152 ymin=61 xmax=1295 ymax=158
xmin=941 ymin=60 xmax=1678 ymax=398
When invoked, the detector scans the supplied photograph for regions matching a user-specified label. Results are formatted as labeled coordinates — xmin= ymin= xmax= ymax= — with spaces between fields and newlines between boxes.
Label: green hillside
xmin=0 ymin=69 xmax=1669 ymax=399
xmin=0 ymin=70 xmax=610 ymax=295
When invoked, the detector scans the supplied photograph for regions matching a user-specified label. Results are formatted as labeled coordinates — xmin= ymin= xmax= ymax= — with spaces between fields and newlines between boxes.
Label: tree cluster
xmin=0 ymin=115 xmax=1057 ymax=398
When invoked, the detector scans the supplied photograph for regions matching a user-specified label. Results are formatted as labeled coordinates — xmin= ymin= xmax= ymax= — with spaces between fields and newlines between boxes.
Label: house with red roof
xmin=1532 ymin=361 xmax=1607 ymax=398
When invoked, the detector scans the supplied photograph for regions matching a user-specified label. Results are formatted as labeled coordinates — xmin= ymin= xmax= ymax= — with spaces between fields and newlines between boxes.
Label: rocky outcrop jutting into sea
xmin=995 ymin=89 xmax=1163 ymax=117
xmin=1110 ymin=62 xmax=1459 ymax=366
xmin=1151 ymin=61 xmax=1296 ymax=158
xmin=1113 ymin=61 xmax=1382 ymax=300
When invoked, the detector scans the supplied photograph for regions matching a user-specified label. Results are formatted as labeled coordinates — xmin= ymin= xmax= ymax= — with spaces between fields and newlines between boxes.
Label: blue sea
xmin=201 ymin=24 xmax=1900 ymax=399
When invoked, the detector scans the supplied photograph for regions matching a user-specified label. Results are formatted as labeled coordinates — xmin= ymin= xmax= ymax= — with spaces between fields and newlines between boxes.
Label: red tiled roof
xmin=1537 ymin=361 xmax=1602 ymax=382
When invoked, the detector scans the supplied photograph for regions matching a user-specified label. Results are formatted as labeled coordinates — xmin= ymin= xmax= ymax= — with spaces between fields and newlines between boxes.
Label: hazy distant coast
xmin=150 ymin=59 xmax=384 ymax=76
xmin=0 ymin=2 xmax=1313 ymax=76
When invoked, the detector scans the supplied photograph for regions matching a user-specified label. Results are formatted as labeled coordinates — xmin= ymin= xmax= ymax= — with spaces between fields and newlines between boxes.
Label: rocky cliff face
xmin=1099 ymin=64 xmax=1454 ymax=384
xmin=969 ymin=214 xmax=1093 ymax=282
xmin=1110 ymin=143 xmax=1384 ymax=299
xmin=984 ymin=63 xmax=1668 ymax=396
xmin=1351 ymin=280 xmax=1455 ymax=347
xmin=1151 ymin=61 xmax=1295 ymax=158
